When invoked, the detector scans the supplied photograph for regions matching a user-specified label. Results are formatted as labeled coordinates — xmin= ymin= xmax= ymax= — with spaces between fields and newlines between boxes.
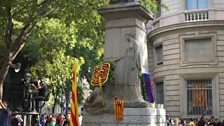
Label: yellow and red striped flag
xmin=114 ymin=98 xmax=124 ymax=121
xmin=70 ymin=64 xmax=79 ymax=126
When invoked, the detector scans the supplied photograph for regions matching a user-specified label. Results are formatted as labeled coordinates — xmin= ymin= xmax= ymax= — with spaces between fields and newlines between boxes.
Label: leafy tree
xmin=21 ymin=2 xmax=107 ymax=112
xmin=0 ymin=0 xmax=163 ymax=103
xmin=11 ymin=1 xmax=108 ymax=113
xmin=0 ymin=0 xmax=109 ymax=100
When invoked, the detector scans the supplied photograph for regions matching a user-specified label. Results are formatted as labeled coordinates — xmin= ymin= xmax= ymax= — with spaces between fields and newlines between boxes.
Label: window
xmin=186 ymin=0 xmax=208 ymax=10
xmin=187 ymin=80 xmax=212 ymax=115
xmin=156 ymin=82 xmax=164 ymax=104
xmin=184 ymin=38 xmax=213 ymax=62
xmin=155 ymin=45 xmax=163 ymax=65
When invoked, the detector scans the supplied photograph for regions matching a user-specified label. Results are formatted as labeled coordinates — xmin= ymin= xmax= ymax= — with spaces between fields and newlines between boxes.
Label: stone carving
xmin=84 ymin=84 xmax=115 ymax=115
xmin=83 ymin=87 xmax=105 ymax=114
xmin=84 ymin=33 xmax=147 ymax=115
xmin=124 ymin=33 xmax=141 ymax=78
xmin=117 ymin=33 xmax=147 ymax=107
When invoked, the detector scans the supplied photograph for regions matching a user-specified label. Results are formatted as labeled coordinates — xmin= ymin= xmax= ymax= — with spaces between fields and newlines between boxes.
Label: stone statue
xmin=124 ymin=33 xmax=141 ymax=83
xmin=116 ymin=33 xmax=147 ymax=107
xmin=84 ymin=33 xmax=147 ymax=115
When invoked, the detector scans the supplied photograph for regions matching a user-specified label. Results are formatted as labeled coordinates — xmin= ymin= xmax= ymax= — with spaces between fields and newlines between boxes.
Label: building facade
xmin=148 ymin=0 xmax=224 ymax=119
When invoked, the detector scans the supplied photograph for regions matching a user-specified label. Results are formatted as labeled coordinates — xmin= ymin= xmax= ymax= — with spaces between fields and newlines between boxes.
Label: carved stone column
xmin=84 ymin=0 xmax=154 ymax=115
xmin=82 ymin=2 xmax=167 ymax=126
xmin=98 ymin=1 xmax=153 ymax=107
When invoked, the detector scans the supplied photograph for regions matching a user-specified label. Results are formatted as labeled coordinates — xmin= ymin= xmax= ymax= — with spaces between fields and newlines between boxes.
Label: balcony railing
xmin=185 ymin=10 xmax=209 ymax=22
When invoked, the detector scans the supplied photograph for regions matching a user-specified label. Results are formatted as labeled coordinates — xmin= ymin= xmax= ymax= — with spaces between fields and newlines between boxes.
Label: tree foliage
xmin=21 ymin=2 xmax=108 ymax=110
xmin=0 ymin=0 xmax=109 ymax=101
xmin=0 ymin=0 xmax=163 ymax=109
xmin=140 ymin=0 xmax=169 ymax=13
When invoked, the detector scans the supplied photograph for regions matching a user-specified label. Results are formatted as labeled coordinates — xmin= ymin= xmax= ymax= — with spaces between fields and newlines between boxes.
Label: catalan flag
xmin=70 ymin=64 xmax=79 ymax=126
xmin=114 ymin=98 xmax=124 ymax=121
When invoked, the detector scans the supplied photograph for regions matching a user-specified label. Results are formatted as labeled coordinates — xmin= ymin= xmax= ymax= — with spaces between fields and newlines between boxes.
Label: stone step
xmin=82 ymin=108 xmax=166 ymax=126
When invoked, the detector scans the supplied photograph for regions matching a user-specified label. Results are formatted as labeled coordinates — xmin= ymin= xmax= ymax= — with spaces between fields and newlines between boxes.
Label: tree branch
xmin=11 ymin=21 xmax=37 ymax=60
xmin=37 ymin=0 xmax=50 ymax=7
xmin=38 ymin=1 xmax=61 ymax=17
xmin=10 ymin=3 xmax=56 ymax=60
xmin=11 ymin=5 xmax=27 ymax=17
xmin=4 ymin=4 xmax=13 ymax=49
xmin=10 ymin=22 xmax=31 ymax=60
xmin=9 ymin=0 xmax=60 ymax=61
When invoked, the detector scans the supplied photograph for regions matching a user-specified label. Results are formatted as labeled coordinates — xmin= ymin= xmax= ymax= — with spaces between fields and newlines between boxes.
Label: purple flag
xmin=143 ymin=73 xmax=154 ymax=103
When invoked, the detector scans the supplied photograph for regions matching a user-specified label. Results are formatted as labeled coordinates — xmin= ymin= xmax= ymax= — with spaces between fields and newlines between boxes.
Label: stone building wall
xmin=149 ymin=19 xmax=224 ymax=119
xmin=214 ymin=0 xmax=224 ymax=9
xmin=217 ymin=30 xmax=224 ymax=119
xmin=153 ymin=0 xmax=224 ymax=28
xmin=147 ymin=41 xmax=154 ymax=74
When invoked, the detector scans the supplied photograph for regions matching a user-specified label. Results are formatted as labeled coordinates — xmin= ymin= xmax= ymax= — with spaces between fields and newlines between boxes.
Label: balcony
xmin=185 ymin=10 xmax=209 ymax=22
xmin=150 ymin=9 xmax=224 ymax=30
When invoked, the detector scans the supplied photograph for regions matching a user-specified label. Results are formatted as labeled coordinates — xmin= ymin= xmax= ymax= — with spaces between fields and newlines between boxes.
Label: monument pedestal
xmin=82 ymin=107 xmax=166 ymax=126
xmin=82 ymin=1 xmax=166 ymax=126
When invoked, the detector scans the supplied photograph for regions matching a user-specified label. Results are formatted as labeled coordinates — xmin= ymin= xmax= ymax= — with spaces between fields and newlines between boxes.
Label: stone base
xmin=82 ymin=108 xmax=166 ymax=126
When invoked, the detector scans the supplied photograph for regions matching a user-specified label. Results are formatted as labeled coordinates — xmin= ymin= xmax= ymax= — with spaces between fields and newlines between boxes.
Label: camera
xmin=22 ymin=73 xmax=32 ymax=86
xmin=22 ymin=73 xmax=33 ymax=112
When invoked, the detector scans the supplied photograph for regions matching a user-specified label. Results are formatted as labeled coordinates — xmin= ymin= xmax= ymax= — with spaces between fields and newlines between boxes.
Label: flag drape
xmin=143 ymin=73 xmax=154 ymax=103
xmin=114 ymin=98 xmax=124 ymax=121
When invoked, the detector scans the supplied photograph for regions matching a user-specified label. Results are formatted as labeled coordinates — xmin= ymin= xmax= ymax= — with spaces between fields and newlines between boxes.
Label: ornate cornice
xmin=98 ymin=3 xmax=153 ymax=20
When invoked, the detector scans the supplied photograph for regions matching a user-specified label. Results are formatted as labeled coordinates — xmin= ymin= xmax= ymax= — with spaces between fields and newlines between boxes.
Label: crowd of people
xmin=0 ymin=105 xmax=71 ymax=126
xmin=0 ymin=98 xmax=72 ymax=126
xmin=35 ymin=113 xmax=71 ymax=126
xmin=167 ymin=115 xmax=224 ymax=126
xmin=0 ymin=73 xmax=78 ymax=126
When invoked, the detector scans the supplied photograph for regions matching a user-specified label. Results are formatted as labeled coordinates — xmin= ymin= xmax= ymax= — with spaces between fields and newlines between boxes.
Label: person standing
xmin=32 ymin=76 xmax=49 ymax=112
xmin=58 ymin=114 xmax=64 ymax=126
xmin=198 ymin=116 xmax=206 ymax=126
xmin=166 ymin=113 xmax=173 ymax=126
xmin=189 ymin=118 xmax=196 ymax=126
xmin=63 ymin=114 xmax=70 ymax=126
xmin=0 ymin=100 xmax=10 ymax=126
xmin=208 ymin=116 xmax=217 ymax=126
xmin=11 ymin=111 xmax=23 ymax=126
xmin=40 ymin=114 xmax=46 ymax=126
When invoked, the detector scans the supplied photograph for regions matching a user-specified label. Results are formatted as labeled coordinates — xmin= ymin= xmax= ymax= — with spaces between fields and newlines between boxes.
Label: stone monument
xmin=82 ymin=1 xmax=166 ymax=126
